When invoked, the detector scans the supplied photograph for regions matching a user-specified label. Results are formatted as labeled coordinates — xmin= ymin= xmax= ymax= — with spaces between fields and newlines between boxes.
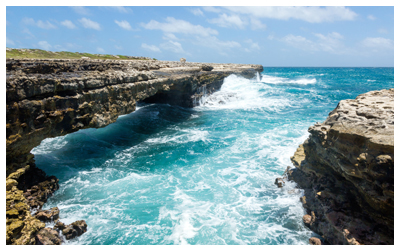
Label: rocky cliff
xmin=287 ymin=89 xmax=394 ymax=244
xmin=6 ymin=58 xmax=263 ymax=244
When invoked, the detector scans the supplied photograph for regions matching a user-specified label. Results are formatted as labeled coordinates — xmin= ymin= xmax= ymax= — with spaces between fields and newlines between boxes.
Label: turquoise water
xmin=35 ymin=67 xmax=394 ymax=245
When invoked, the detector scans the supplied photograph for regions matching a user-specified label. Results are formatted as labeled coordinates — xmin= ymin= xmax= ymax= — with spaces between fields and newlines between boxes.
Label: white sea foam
xmin=196 ymin=74 xmax=293 ymax=111
xmin=262 ymin=74 xmax=317 ymax=85
xmin=31 ymin=136 xmax=68 ymax=154
xmin=145 ymin=129 xmax=209 ymax=145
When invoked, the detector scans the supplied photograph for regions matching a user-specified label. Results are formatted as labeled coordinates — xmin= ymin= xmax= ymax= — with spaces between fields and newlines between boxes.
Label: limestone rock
xmin=201 ymin=64 xmax=213 ymax=71
xmin=288 ymin=89 xmax=394 ymax=245
xmin=34 ymin=207 xmax=60 ymax=222
xmin=274 ymin=177 xmax=285 ymax=188
xmin=309 ymin=237 xmax=322 ymax=245
xmin=35 ymin=228 xmax=62 ymax=245
xmin=6 ymin=58 xmax=262 ymax=244
xmin=62 ymin=220 xmax=88 ymax=240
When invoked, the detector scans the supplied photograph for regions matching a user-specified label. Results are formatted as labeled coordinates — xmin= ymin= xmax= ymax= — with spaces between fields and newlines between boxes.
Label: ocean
xmin=33 ymin=67 xmax=394 ymax=245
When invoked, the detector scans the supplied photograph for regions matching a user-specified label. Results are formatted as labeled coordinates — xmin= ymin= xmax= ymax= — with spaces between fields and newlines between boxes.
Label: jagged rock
xmin=6 ymin=58 xmax=262 ymax=245
xmin=35 ymin=228 xmax=62 ymax=245
xmin=53 ymin=221 xmax=67 ymax=231
xmin=274 ymin=177 xmax=285 ymax=188
xmin=201 ymin=64 xmax=213 ymax=71
xmin=34 ymin=207 xmax=60 ymax=222
xmin=309 ymin=237 xmax=322 ymax=245
xmin=62 ymin=220 xmax=88 ymax=240
xmin=288 ymin=89 xmax=394 ymax=245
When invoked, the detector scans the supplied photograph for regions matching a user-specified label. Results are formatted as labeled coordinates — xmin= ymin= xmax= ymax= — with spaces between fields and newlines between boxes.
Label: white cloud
xmin=79 ymin=18 xmax=101 ymax=30
xmin=282 ymin=34 xmax=317 ymax=51
xmin=162 ymin=33 xmax=179 ymax=41
xmin=22 ymin=17 xmax=57 ymax=29
xmin=361 ymin=37 xmax=393 ymax=50
xmin=61 ymin=20 xmax=77 ymax=29
xmin=71 ymin=6 xmax=90 ymax=15
xmin=208 ymin=13 xmax=246 ymax=29
xmin=367 ymin=15 xmax=377 ymax=20
xmin=160 ymin=40 xmax=187 ymax=54
xmin=202 ymin=7 xmax=222 ymax=13
xmin=22 ymin=28 xmax=35 ymax=39
xmin=281 ymin=32 xmax=347 ymax=54
xmin=142 ymin=17 xmax=218 ymax=36
xmin=245 ymin=39 xmax=260 ymax=51
xmin=108 ymin=6 xmax=132 ymax=13
xmin=7 ymin=37 xmax=15 ymax=46
xmin=115 ymin=45 xmax=123 ymax=50
xmin=38 ymin=41 xmax=52 ymax=50
xmin=115 ymin=20 xmax=132 ymax=30
xmin=313 ymin=32 xmax=344 ymax=53
xmin=250 ymin=18 xmax=266 ymax=30
xmin=97 ymin=47 xmax=105 ymax=53
xmin=192 ymin=35 xmax=241 ymax=52
xmin=37 ymin=20 xmax=57 ymax=29
xmin=224 ymin=6 xmax=357 ymax=23
xmin=142 ymin=43 xmax=161 ymax=52
xmin=22 ymin=17 xmax=35 ymax=25
xmin=190 ymin=8 xmax=204 ymax=16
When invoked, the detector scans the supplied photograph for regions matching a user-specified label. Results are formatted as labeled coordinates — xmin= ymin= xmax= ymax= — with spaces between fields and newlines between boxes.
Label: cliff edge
xmin=288 ymin=89 xmax=394 ymax=244
xmin=6 ymin=58 xmax=262 ymax=244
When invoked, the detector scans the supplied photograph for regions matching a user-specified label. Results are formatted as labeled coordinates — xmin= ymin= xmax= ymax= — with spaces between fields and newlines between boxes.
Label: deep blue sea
xmin=34 ymin=67 xmax=394 ymax=245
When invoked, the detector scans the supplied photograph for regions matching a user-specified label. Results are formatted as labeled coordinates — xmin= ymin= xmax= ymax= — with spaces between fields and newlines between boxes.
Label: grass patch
xmin=6 ymin=48 xmax=153 ymax=60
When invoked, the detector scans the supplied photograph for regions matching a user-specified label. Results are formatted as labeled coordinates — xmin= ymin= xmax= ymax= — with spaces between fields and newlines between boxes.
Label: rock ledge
xmin=287 ymin=89 xmax=394 ymax=244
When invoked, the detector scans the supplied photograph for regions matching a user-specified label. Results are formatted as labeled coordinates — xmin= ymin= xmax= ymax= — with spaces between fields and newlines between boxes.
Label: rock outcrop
xmin=6 ymin=58 xmax=263 ymax=244
xmin=287 ymin=89 xmax=394 ymax=244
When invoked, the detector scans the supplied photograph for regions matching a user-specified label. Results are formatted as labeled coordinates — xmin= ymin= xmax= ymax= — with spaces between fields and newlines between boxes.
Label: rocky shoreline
xmin=6 ymin=58 xmax=262 ymax=245
xmin=279 ymin=89 xmax=394 ymax=244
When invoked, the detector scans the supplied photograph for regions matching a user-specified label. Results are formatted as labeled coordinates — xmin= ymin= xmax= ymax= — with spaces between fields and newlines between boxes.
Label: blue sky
xmin=6 ymin=5 xmax=395 ymax=66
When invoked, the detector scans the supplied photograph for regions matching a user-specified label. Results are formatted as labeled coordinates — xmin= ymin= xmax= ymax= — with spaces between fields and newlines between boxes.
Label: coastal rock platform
xmin=288 ymin=89 xmax=394 ymax=244
xmin=6 ymin=58 xmax=262 ymax=244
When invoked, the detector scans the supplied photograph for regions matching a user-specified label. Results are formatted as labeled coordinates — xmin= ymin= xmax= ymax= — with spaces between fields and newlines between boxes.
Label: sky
xmin=5 ymin=3 xmax=395 ymax=66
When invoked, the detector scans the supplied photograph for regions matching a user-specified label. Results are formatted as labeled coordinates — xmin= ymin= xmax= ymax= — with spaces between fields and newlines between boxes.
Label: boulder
xmin=201 ymin=64 xmax=213 ymax=71
xmin=62 ymin=220 xmax=88 ymax=240
xmin=309 ymin=237 xmax=322 ymax=245
xmin=34 ymin=207 xmax=59 ymax=222
xmin=35 ymin=228 xmax=62 ymax=245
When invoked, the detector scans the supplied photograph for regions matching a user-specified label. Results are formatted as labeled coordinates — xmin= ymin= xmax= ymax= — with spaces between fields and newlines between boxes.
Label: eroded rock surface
xmin=6 ymin=58 xmax=262 ymax=244
xmin=287 ymin=89 xmax=394 ymax=245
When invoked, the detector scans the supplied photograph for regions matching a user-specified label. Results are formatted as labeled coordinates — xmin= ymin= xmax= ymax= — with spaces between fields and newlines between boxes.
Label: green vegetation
xmin=6 ymin=48 xmax=153 ymax=60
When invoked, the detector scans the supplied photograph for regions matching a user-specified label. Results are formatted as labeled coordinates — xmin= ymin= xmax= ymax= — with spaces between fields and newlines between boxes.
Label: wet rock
xmin=34 ymin=207 xmax=59 ymax=222
xmin=201 ymin=64 xmax=213 ymax=71
xmin=53 ymin=221 xmax=66 ymax=231
xmin=6 ymin=57 xmax=262 ymax=245
xmin=309 ymin=237 xmax=322 ymax=245
xmin=62 ymin=220 xmax=87 ymax=240
xmin=35 ymin=228 xmax=62 ymax=245
xmin=274 ymin=177 xmax=285 ymax=188
xmin=289 ymin=89 xmax=394 ymax=245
